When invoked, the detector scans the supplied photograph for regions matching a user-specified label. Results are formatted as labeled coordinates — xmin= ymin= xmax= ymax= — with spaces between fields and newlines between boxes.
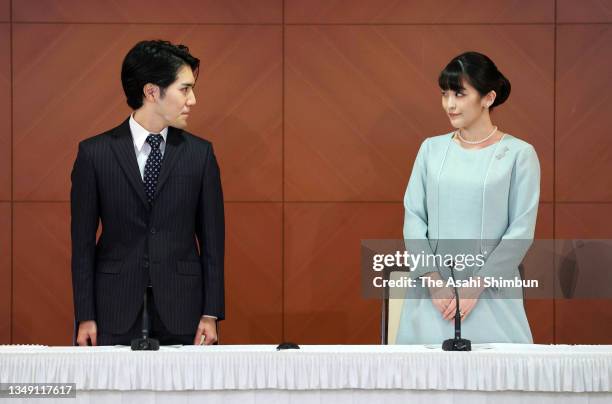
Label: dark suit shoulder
xmin=176 ymin=130 xmax=216 ymax=159
xmin=78 ymin=121 xmax=126 ymax=150
xmin=179 ymin=130 xmax=213 ymax=148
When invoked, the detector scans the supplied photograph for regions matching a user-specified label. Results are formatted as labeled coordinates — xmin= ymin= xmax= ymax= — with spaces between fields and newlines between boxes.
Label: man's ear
xmin=143 ymin=83 xmax=158 ymax=102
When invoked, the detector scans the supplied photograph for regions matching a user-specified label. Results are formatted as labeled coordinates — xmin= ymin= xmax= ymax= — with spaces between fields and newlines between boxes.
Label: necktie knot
xmin=146 ymin=134 xmax=163 ymax=150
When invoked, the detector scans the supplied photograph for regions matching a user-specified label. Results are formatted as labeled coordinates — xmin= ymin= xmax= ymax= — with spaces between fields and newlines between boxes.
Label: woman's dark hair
xmin=438 ymin=51 xmax=511 ymax=110
xmin=121 ymin=40 xmax=200 ymax=110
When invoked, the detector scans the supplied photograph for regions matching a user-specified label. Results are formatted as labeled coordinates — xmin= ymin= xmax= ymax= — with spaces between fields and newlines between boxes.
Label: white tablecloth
xmin=1 ymin=344 xmax=611 ymax=403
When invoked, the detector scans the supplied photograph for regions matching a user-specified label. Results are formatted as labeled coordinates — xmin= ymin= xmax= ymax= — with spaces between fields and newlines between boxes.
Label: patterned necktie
xmin=143 ymin=134 xmax=164 ymax=204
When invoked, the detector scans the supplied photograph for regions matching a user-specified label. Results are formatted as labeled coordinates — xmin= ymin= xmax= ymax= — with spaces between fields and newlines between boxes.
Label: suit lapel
xmin=155 ymin=126 xmax=185 ymax=198
xmin=109 ymin=118 xmax=150 ymax=209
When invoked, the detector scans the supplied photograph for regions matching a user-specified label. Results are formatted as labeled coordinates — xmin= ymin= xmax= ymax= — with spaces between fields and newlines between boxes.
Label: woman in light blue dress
xmin=396 ymin=52 xmax=540 ymax=344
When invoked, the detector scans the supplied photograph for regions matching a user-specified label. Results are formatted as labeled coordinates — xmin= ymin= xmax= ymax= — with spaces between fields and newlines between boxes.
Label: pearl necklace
xmin=456 ymin=126 xmax=498 ymax=145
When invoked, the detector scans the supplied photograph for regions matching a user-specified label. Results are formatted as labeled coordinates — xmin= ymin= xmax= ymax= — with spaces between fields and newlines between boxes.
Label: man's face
xmin=156 ymin=65 xmax=197 ymax=129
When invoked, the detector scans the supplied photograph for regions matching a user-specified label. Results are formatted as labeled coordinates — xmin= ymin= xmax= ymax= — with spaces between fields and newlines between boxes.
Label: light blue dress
xmin=396 ymin=132 xmax=540 ymax=344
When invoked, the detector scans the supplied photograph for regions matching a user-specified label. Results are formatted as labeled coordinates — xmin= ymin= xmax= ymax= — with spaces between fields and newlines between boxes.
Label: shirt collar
xmin=129 ymin=114 xmax=169 ymax=153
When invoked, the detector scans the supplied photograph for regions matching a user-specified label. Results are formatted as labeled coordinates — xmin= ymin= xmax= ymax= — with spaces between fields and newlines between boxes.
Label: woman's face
xmin=441 ymin=79 xmax=491 ymax=129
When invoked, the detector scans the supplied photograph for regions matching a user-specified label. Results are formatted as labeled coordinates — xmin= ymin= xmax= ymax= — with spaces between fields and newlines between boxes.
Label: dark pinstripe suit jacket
xmin=70 ymin=118 xmax=225 ymax=335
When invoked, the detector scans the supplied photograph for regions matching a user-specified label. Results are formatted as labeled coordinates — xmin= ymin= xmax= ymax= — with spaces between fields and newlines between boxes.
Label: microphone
xmin=442 ymin=262 xmax=471 ymax=351
xmin=131 ymin=287 xmax=160 ymax=351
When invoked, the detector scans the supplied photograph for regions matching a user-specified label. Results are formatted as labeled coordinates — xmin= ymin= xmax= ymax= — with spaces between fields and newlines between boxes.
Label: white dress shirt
xmin=129 ymin=114 xmax=168 ymax=180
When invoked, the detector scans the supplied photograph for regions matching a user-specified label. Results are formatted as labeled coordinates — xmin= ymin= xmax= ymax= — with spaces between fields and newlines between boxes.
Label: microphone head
xmin=131 ymin=337 xmax=160 ymax=351
xmin=442 ymin=338 xmax=471 ymax=351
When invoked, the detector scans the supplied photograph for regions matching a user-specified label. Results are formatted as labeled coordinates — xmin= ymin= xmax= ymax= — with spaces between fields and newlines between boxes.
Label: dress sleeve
xmin=403 ymin=138 xmax=439 ymax=278
xmin=473 ymin=145 xmax=541 ymax=279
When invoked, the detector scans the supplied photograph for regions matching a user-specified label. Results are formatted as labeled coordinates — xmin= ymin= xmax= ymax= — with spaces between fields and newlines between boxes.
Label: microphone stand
xmin=442 ymin=262 xmax=471 ymax=351
xmin=131 ymin=287 xmax=160 ymax=351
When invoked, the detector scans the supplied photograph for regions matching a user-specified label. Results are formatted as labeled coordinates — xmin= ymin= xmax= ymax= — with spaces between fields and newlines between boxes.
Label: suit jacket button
xmin=150 ymin=227 xmax=157 ymax=234
xmin=143 ymin=261 xmax=150 ymax=268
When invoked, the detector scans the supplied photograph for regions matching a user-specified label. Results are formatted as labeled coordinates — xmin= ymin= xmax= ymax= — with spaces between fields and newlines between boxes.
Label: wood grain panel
xmin=222 ymin=203 xmax=282 ymax=344
xmin=284 ymin=202 xmax=403 ymax=344
xmin=285 ymin=0 xmax=554 ymax=24
xmin=13 ymin=0 xmax=282 ymax=23
xmin=556 ymin=25 xmax=612 ymax=201
xmin=557 ymin=0 xmax=612 ymax=23
xmin=0 ymin=24 xmax=9 ymax=201
xmin=13 ymin=24 xmax=282 ymax=201
xmin=555 ymin=203 xmax=612 ymax=344
xmin=0 ymin=0 xmax=8 ymax=22
xmin=13 ymin=202 xmax=73 ymax=345
xmin=286 ymin=25 xmax=553 ymax=201
xmin=0 ymin=202 xmax=10 ymax=343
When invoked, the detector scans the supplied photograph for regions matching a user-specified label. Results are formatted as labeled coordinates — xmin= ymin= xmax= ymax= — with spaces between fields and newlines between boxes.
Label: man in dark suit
xmin=71 ymin=40 xmax=224 ymax=346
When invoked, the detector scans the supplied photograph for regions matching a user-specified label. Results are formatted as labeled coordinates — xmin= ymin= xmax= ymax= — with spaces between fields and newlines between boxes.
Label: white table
xmin=1 ymin=344 xmax=611 ymax=403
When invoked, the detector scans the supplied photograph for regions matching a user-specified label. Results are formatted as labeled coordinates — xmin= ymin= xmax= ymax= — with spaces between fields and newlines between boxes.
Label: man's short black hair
xmin=121 ymin=40 xmax=200 ymax=110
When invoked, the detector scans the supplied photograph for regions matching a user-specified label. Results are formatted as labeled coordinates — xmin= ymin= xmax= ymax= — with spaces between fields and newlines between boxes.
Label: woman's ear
xmin=483 ymin=90 xmax=497 ymax=108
